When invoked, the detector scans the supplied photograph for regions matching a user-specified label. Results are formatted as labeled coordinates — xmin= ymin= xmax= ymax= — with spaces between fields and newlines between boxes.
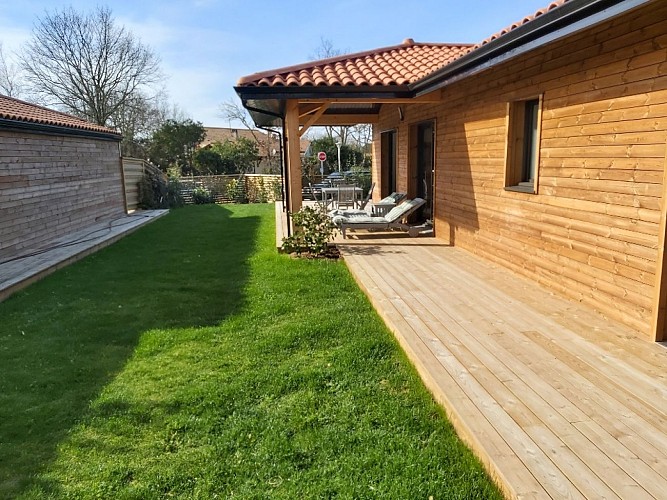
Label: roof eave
xmin=411 ymin=0 xmax=654 ymax=94
xmin=0 ymin=117 xmax=122 ymax=141
xmin=235 ymin=84 xmax=414 ymax=127
xmin=235 ymin=84 xmax=414 ymax=102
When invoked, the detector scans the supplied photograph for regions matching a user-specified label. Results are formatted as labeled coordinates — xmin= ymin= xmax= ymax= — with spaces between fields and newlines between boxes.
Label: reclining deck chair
xmin=333 ymin=198 xmax=426 ymax=238
xmin=328 ymin=190 xmax=405 ymax=218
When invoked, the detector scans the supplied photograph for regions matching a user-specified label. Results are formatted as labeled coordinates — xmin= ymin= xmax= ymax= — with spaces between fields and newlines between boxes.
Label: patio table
xmin=321 ymin=186 xmax=363 ymax=211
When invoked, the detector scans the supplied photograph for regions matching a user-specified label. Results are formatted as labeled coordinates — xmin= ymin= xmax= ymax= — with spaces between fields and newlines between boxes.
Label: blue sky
xmin=0 ymin=0 xmax=553 ymax=127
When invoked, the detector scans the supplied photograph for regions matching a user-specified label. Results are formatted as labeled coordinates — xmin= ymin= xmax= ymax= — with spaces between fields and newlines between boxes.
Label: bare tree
xmin=221 ymin=97 xmax=281 ymax=173
xmin=348 ymin=124 xmax=373 ymax=150
xmin=221 ymin=98 xmax=263 ymax=143
xmin=0 ymin=43 xmax=25 ymax=98
xmin=19 ymin=6 xmax=161 ymax=126
xmin=111 ymin=89 xmax=180 ymax=157
xmin=309 ymin=37 xmax=344 ymax=60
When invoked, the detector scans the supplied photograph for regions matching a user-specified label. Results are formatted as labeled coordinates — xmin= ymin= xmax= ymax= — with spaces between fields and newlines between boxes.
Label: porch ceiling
xmin=239 ymin=96 xmax=397 ymax=128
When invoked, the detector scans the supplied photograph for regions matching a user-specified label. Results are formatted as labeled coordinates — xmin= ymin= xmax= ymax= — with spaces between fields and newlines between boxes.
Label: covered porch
xmin=235 ymin=39 xmax=472 ymax=221
xmin=337 ymin=232 xmax=666 ymax=499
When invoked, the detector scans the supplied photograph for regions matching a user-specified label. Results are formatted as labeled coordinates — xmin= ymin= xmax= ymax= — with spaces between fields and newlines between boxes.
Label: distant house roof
xmin=201 ymin=127 xmax=262 ymax=147
xmin=0 ymin=94 xmax=120 ymax=139
xmin=202 ymin=126 xmax=309 ymax=154
xmin=237 ymin=40 xmax=473 ymax=88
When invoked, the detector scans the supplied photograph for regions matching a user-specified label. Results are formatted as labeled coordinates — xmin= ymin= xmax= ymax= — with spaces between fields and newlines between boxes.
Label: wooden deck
xmin=336 ymin=232 xmax=667 ymax=499
xmin=0 ymin=210 xmax=168 ymax=302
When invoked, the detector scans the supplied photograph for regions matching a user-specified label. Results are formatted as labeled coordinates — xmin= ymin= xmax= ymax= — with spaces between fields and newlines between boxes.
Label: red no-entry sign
xmin=317 ymin=151 xmax=327 ymax=162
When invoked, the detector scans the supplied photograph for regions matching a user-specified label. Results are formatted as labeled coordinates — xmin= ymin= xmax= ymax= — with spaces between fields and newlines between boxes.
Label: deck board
xmin=337 ymin=233 xmax=667 ymax=500
xmin=0 ymin=210 xmax=168 ymax=302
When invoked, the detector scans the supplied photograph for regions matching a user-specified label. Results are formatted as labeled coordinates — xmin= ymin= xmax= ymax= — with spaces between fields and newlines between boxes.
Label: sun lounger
xmin=332 ymin=197 xmax=426 ymax=238
xmin=328 ymin=191 xmax=406 ymax=218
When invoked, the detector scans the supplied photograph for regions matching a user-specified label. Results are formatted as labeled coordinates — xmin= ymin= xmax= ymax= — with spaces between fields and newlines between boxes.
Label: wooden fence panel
xmin=121 ymin=158 xmax=166 ymax=211
xmin=178 ymin=174 xmax=282 ymax=204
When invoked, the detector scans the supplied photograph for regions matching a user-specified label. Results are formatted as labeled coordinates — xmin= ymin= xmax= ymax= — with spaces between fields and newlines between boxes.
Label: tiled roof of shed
xmin=237 ymin=40 xmax=473 ymax=88
xmin=0 ymin=94 xmax=119 ymax=136
xmin=237 ymin=0 xmax=571 ymax=89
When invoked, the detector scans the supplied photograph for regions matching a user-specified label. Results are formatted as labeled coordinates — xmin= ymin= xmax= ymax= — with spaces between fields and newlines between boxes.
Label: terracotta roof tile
xmin=237 ymin=0 xmax=572 ymax=91
xmin=461 ymin=0 xmax=570 ymax=56
xmin=0 ymin=94 xmax=119 ymax=136
xmin=237 ymin=40 xmax=473 ymax=88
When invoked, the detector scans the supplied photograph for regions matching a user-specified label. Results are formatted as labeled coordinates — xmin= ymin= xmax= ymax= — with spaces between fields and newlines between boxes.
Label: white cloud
xmin=0 ymin=24 xmax=31 ymax=55
xmin=116 ymin=15 xmax=176 ymax=50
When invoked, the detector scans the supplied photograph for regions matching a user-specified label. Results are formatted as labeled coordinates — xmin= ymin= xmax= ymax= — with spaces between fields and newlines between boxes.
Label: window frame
xmin=504 ymin=94 xmax=543 ymax=194
xmin=380 ymin=129 xmax=397 ymax=197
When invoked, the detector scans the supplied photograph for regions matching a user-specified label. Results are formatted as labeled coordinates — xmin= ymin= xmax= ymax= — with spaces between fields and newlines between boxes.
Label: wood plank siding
xmin=374 ymin=1 xmax=667 ymax=340
xmin=0 ymin=130 xmax=125 ymax=263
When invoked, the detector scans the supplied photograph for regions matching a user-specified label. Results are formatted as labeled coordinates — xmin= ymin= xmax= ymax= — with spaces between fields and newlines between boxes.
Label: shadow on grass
xmin=0 ymin=204 xmax=261 ymax=497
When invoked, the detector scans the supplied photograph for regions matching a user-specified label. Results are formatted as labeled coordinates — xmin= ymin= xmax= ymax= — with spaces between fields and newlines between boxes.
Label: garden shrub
xmin=281 ymin=205 xmax=337 ymax=256
xmin=272 ymin=180 xmax=283 ymax=201
xmin=165 ymin=178 xmax=185 ymax=208
xmin=137 ymin=174 xmax=160 ymax=209
xmin=226 ymin=178 xmax=247 ymax=203
xmin=247 ymin=177 xmax=269 ymax=204
xmin=192 ymin=186 xmax=214 ymax=204
xmin=137 ymin=167 xmax=185 ymax=209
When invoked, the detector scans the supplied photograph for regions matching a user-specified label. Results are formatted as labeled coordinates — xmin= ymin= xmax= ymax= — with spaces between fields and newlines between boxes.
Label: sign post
xmin=317 ymin=151 xmax=327 ymax=174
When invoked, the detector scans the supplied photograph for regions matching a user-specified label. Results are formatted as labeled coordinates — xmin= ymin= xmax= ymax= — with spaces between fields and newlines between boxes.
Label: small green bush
xmin=256 ymin=178 xmax=268 ymax=203
xmin=272 ymin=180 xmax=283 ymax=201
xmin=282 ymin=205 xmax=337 ymax=256
xmin=192 ymin=186 xmax=214 ymax=205
xmin=165 ymin=178 xmax=185 ymax=208
xmin=137 ymin=175 xmax=160 ymax=209
xmin=137 ymin=168 xmax=184 ymax=209
xmin=226 ymin=178 xmax=247 ymax=203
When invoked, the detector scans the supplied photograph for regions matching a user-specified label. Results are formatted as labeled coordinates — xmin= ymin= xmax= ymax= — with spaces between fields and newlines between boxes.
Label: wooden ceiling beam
xmin=299 ymin=104 xmax=329 ymax=137
xmin=299 ymin=93 xmax=441 ymax=105
xmin=299 ymin=114 xmax=379 ymax=126
xmin=298 ymin=104 xmax=323 ymax=118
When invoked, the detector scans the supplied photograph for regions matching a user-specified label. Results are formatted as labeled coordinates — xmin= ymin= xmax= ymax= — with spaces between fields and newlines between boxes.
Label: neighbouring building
xmin=0 ymin=95 xmax=124 ymax=263
xmin=235 ymin=0 xmax=667 ymax=342
xmin=201 ymin=126 xmax=310 ymax=173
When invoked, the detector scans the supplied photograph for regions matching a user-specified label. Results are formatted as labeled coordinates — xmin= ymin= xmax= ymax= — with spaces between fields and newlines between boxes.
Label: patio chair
xmin=336 ymin=184 xmax=357 ymax=210
xmin=333 ymin=197 xmax=426 ymax=238
xmin=309 ymin=182 xmax=326 ymax=211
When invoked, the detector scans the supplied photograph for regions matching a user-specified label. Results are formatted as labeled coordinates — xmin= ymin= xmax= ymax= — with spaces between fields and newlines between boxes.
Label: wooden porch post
xmin=285 ymin=99 xmax=302 ymax=215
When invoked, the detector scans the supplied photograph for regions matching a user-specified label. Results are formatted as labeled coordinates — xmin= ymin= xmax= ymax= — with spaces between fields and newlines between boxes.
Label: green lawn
xmin=0 ymin=204 xmax=502 ymax=499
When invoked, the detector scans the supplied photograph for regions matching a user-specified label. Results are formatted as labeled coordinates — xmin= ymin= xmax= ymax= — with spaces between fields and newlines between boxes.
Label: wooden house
xmin=0 ymin=95 xmax=124 ymax=264
xmin=235 ymin=0 xmax=667 ymax=342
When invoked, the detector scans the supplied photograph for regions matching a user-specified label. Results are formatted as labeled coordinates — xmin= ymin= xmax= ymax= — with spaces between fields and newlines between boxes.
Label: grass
xmin=0 ymin=204 xmax=502 ymax=499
